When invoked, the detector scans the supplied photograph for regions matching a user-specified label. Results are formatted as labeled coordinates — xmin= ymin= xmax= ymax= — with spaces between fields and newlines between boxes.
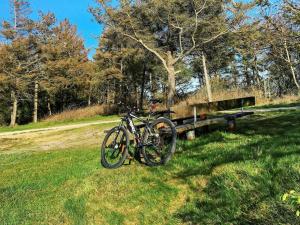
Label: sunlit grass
xmin=0 ymin=111 xmax=300 ymax=224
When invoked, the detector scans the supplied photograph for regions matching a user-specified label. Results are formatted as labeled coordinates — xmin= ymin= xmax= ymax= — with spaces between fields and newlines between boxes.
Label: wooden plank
xmin=171 ymin=96 xmax=255 ymax=119
xmin=104 ymin=111 xmax=254 ymax=134
xmin=224 ymin=111 xmax=254 ymax=120
xmin=176 ymin=117 xmax=226 ymax=134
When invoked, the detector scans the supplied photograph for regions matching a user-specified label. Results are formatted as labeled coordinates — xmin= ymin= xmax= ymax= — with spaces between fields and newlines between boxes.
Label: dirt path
xmin=0 ymin=120 xmax=119 ymax=138
xmin=2 ymin=106 xmax=299 ymax=138
xmin=0 ymin=120 xmax=120 ymax=153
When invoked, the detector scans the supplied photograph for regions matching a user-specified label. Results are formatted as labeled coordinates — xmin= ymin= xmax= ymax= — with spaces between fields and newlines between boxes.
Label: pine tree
xmin=0 ymin=0 xmax=35 ymax=126
xmin=41 ymin=19 xmax=88 ymax=111
xmin=91 ymin=0 xmax=253 ymax=106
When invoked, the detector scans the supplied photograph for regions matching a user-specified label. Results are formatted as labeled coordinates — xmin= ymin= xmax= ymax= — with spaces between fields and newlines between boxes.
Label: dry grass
xmin=44 ymin=104 xmax=117 ymax=122
xmin=171 ymin=82 xmax=300 ymax=118
xmin=176 ymin=77 xmax=300 ymax=107
xmin=44 ymin=83 xmax=300 ymax=123
xmin=256 ymin=95 xmax=300 ymax=106
xmin=177 ymin=86 xmax=299 ymax=108
xmin=181 ymin=87 xmax=260 ymax=106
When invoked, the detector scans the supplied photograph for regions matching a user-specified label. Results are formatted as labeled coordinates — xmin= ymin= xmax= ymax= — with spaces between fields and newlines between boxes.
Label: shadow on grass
xmin=166 ymin=111 xmax=300 ymax=224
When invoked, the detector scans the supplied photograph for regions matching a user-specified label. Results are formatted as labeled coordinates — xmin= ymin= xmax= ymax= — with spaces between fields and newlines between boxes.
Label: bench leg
xmin=186 ymin=130 xmax=196 ymax=140
xmin=227 ymin=119 xmax=236 ymax=132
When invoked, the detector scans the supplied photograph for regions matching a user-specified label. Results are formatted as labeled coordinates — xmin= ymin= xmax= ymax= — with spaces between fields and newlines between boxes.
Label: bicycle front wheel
xmin=101 ymin=126 xmax=129 ymax=169
xmin=141 ymin=118 xmax=177 ymax=166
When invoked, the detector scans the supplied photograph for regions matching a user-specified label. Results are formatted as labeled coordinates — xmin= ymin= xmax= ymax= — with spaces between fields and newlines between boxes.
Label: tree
xmin=264 ymin=15 xmax=300 ymax=93
xmin=91 ymin=0 xmax=251 ymax=106
xmin=94 ymin=28 xmax=160 ymax=108
xmin=29 ymin=12 xmax=59 ymax=120
xmin=0 ymin=0 xmax=37 ymax=126
xmin=41 ymin=19 xmax=88 ymax=112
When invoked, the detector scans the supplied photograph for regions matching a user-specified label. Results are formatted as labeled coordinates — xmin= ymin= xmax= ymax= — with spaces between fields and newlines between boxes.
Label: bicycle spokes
xmin=143 ymin=120 xmax=175 ymax=164
xmin=104 ymin=131 xmax=126 ymax=164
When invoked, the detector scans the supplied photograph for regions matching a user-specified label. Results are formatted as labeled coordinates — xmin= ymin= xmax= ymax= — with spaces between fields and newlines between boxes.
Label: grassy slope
xmin=1 ymin=111 xmax=300 ymax=224
xmin=0 ymin=115 xmax=119 ymax=133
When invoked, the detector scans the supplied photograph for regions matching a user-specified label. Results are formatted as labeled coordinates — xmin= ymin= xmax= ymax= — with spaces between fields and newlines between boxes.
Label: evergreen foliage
xmin=0 ymin=0 xmax=299 ymax=125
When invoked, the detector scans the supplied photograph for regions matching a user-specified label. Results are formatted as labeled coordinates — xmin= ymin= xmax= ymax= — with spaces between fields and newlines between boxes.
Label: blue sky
xmin=0 ymin=0 xmax=279 ymax=58
xmin=0 ymin=0 xmax=103 ymax=57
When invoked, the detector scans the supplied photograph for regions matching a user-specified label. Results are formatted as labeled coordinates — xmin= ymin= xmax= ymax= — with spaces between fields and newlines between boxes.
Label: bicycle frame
xmin=116 ymin=112 xmax=152 ymax=149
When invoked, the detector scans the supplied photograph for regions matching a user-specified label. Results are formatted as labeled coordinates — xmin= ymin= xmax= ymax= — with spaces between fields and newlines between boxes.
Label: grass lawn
xmin=0 ymin=115 xmax=119 ymax=133
xmin=1 ymin=111 xmax=300 ymax=224
xmin=246 ymin=99 xmax=300 ymax=110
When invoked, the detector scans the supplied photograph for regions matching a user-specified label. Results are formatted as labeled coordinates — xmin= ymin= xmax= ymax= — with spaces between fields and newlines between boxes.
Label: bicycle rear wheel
xmin=101 ymin=126 xmax=129 ymax=169
xmin=141 ymin=118 xmax=177 ymax=166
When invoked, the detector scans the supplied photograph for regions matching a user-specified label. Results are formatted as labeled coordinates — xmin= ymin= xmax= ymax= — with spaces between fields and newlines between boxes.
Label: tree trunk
xmin=33 ymin=81 xmax=39 ymax=123
xmin=284 ymin=40 xmax=300 ymax=91
xmin=149 ymin=73 xmax=157 ymax=100
xmin=135 ymin=85 xmax=139 ymax=108
xmin=268 ymin=78 xmax=271 ymax=98
xmin=88 ymin=95 xmax=91 ymax=106
xmin=264 ymin=79 xmax=267 ymax=98
xmin=139 ymin=65 xmax=146 ymax=110
xmin=202 ymin=53 xmax=213 ymax=102
xmin=167 ymin=51 xmax=176 ymax=107
xmin=253 ymin=55 xmax=261 ymax=87
xmin=10 ymin=90 xmax=18 ymax=127
xmin=197 ymin=73 xmax=203 ymax=88
xmin=245 ymin=72 xmax=251 ymax=87
xmin=230 ymin=62 xmax=238 ymax=87
xmin=167 ymin=67 xmax=176 ymax=107
xmin=47 ymin=98 xmax=52 ymax=116
xmin=106 ymin=84 xmax=109 ymax=104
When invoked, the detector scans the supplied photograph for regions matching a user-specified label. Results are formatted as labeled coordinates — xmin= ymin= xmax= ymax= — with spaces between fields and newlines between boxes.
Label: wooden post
xmin=227 ymin=119 xmax=236 ymax=132
xmin=186 ymin=130 xmax=195 ymax=141
xmin=185 ymin=106 xmax=197 ymax=141
xmin=193 ymin=106 xmax=197 ymax=124
xmin=241 ymin=99 xmax=244 ymax=112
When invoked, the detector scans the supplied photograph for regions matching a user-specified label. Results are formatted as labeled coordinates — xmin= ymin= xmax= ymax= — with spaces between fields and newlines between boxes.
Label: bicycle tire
xmin=141 ymin=117 xmax=177 ymax=166
xmin=101 ymin=126 xmax=129 ymax=169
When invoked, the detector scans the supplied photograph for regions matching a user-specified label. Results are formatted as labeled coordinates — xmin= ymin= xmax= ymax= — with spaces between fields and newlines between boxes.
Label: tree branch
xmin=121 ymin=32 xmax=169 ymax=72
xmin=174 ymin=0 xmax=207 ymax=63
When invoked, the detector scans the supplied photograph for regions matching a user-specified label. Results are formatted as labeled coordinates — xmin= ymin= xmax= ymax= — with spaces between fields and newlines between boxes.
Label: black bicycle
xmin=101 ymin=99 xmax=177 ymax=169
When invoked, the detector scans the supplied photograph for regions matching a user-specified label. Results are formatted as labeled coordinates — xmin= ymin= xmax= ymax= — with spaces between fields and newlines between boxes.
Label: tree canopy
xmin=0 ymin=0 xmax=299 ymax=126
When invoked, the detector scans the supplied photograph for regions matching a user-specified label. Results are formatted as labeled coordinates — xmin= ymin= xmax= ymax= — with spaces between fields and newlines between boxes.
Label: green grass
xmin=0 ymin=115 xmax=119 ymax=133
xmin=1 ymin=111 xmax=300 ymax=224
xmin=246 ymin=99 xmax=300 ymax=110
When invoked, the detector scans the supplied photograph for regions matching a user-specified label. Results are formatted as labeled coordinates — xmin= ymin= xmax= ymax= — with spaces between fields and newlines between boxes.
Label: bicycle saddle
xmin=150 ymin=99 xmax=163 ymax=104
